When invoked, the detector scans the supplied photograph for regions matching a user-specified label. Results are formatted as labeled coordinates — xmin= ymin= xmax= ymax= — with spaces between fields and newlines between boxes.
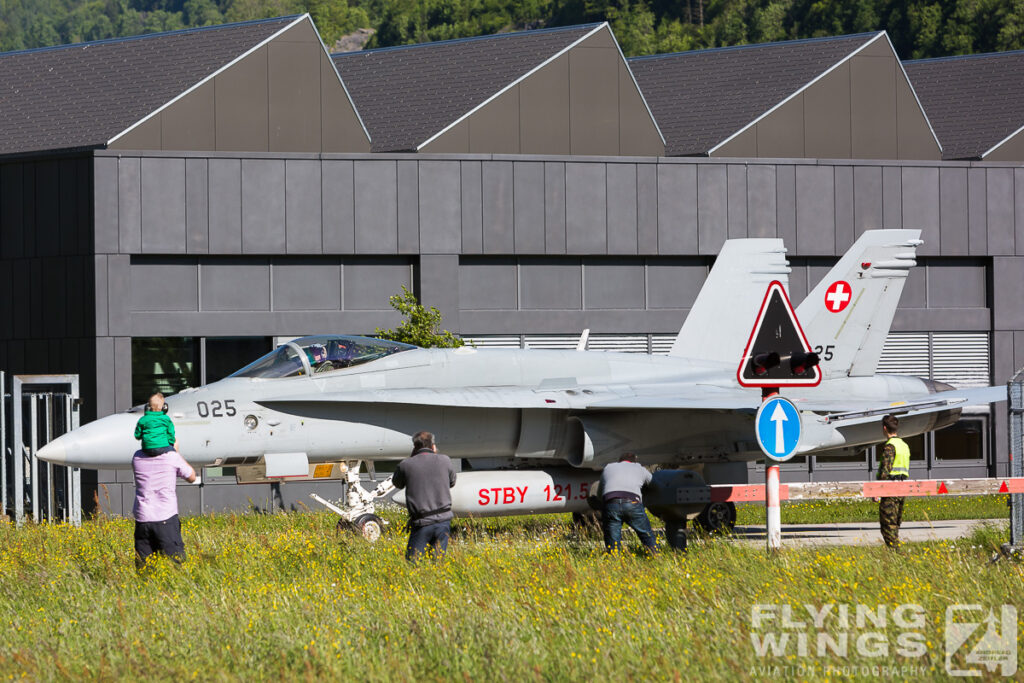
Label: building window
xmin=933 ymin=417 xmax=986 ymax=462
xmin=204 ymin=337 xmax=272 ymax=383
xmin=131 ymin=337 xmax=199 ymax=406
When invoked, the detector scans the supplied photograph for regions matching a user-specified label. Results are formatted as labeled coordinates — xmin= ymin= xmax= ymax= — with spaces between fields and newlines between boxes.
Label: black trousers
xmin=134 ymin=515 xmax=186 ymax=569
xmin=405 ymin=520 xmax=451 ymax=562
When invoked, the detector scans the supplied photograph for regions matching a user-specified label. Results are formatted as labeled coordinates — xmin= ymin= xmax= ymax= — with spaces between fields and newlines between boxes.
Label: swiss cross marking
xmin=824 ymin=281 xmax=852 ymax=313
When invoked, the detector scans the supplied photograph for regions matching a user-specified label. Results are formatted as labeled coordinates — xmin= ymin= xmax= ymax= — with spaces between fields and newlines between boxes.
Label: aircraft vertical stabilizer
xmin=795 ymin=229 xmax=922 ymax=379
xmin=669 ymin=239 xmax=790 ymax=361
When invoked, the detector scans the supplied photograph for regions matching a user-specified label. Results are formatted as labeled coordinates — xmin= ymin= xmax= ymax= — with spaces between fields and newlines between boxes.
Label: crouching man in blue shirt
xmin=600 ymin=453 xmax=658 ymax=555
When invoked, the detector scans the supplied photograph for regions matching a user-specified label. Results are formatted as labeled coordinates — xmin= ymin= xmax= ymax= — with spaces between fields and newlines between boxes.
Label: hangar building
xmin=1 ymin=16 xmax=1023 ymax=515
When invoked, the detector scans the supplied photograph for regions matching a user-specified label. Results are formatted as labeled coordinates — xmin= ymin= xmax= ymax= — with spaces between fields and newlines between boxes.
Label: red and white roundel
xmin=824 ymin=280 xmax=852 ymax=313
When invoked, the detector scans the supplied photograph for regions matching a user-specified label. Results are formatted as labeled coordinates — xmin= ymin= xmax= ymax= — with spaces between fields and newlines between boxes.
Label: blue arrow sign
xmin=755 ymin=396 xmax=802 ymax=462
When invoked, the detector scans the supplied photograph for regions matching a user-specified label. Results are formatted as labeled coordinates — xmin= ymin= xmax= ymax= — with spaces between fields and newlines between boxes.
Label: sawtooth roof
xmin=629 ymin=33 xmax=882 ymax=156
xmin=332 ymin=24 xmax=602 ymax=152
xmin=904 ymin=51 xmax=1024 ymax=160
xmin=0 ymin=15 xmax=304 ymax=156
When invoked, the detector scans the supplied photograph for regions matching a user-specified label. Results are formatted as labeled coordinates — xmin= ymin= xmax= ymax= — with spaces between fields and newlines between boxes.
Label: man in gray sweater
xmin=392 ymin=431 xmax=458 ymax=561
xmin=600 ymin=453 xmax=658 ymax=555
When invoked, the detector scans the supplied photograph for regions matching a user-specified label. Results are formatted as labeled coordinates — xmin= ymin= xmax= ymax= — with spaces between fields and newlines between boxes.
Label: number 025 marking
xmin=196 ymin=400 xmax=236 ymax=418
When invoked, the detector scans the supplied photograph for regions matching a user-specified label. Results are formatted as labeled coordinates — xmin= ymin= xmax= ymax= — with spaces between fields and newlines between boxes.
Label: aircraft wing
xmin=259 ymin=384 xmax=1005 ymax=418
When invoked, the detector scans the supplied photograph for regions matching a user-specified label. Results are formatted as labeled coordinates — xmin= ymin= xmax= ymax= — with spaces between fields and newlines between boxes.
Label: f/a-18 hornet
xmin=39 ymin=230 xmax=1004 ymax=537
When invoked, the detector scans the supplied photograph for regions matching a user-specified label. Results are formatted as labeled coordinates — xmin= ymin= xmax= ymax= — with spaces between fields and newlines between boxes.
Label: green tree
xmin=374 ymin=286 xmax=464 ymax=348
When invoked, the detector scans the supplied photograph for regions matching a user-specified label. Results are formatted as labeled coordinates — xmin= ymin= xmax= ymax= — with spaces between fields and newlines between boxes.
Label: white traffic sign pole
xmin=763 ymin=388 xmax=781 ymax=553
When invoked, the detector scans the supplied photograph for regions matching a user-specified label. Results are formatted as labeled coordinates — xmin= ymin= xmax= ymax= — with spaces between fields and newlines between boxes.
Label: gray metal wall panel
xmin=584 ymin=261 xmax=644 ymax=309
xmin=1017 ymin=169 xmax=1024 ymax=256
xmin=114 ymin=336 xmax=132 ymax=412
xmin=834 ymin=166 xmax=855 ymax=252
xmin=343 ymin=261 xmax=411 ymax=310
xmin=928 ymin=261 xmax=987 ymax=308
xmin=419 ymin=254 xmax=460 ymax=329
xmin=543 ymin=162 xmax=566 ymax=254
xmin=117 ymin=158 xmax=141 ymax=253
xmin=459 ymin=258 xmax=517 ymax=310
xmin=727 ymin=165 xmax=748 ymax=240
xmin=636 ymin=163 xmax=658 ymax=253
xmin=397 ymin=160 xmax=420 ymax=254
xmin=482 ymin=162 xmax=514 ymax=254
xmin=657 ymin=165 xmax=697 ymax=253
xmin=986 ymin=168 xmax=1015 ymax=256
xmin=185 ymin=159 xmax=209 ymax=253
xmin=565 ymin=163 xmax=607 ymax=254
xmin=646 ymin=258 xmax=707 ymax=309
xmin=461 ymin=309 xmax=687 ymax=335
xmin=35 ymin=163 xmax=59 ymax=257
xmin=93 ymin=158 xmax=118 ymax=254
xmin=607 ymin=164 xmax=638 ymax=255
xmin=241 ymin=160 xmax=286 ymax=254
xmin=354 ymin=161 xmax=398 ymax=253
xmin=419 ymin=161 xmax=462 ymax=254
xmin=519 ymin=259 xmax=581 ymax=309
xmin=746 ymin=165 xmax=777 ymax=239
xmin=968 ymin=168 xmax=988 ymax=255
xmin=900 ymin=167 xmax=939 ymax=256
xmin=285 ymin=159 xmax=322 ymax=254
xmin=1 ymin=164 xmax=25 ymax=258
xmin=107 ymin=255 xmax=130 ymax=336
xmin=130 ymin=262 xmax=198 ymax=311
xmin=993 ymin=257 xmax=1024 ymax=330
xmin=130 ymin=311 xmax=403 ymax=337
xmin=697 ymin=165 xmax=727 ymax=254
xmin=57 ymin=161 xmax=79 ymax=256
xmin=460 ymin=161 xmax=484 ymax=254
xmin=776 ymin=164 xmax=797 ymax=251
xmin=322 ymin=160 xmax=355 ymax=254
xmin=460 ymin=160 xmax=483 ymax=253
xmin=795 ymin=165 xmax=835 ymax=255
xmin=20 ymin=164 xmax=34 ymax=257
xmin=939 ymin=168 xmax=969 ymax=255
xmin=208 ymin=159 xmax=242 ymax=253
xmin=513 ymin=162 xmax=546 ymax=254
xmin=853 ymin=166 xmax=883 ymax=238
xmin=94 ymin=336 xmax=116 ymax=417
xmin=94 ymin=255 xmax=108 ymax=337
xmin=273 ymin=262 xmax=340 ymax=311
xmin=141 ymin=158 xmax=186 ymax=254
xmin=899 ymin=263 xmax=927 ymax=308
xmin=891 ymin=308 xmax=990 ymax=331
xmin=882 ymin=166 xmax=902 ymax=229
xmin=201 ymin=261 xmax=270 ymax=311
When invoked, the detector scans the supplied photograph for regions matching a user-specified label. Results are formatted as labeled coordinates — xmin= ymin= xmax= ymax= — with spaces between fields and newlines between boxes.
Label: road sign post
xmin=740 ymin=281 xmax=819 ymax=553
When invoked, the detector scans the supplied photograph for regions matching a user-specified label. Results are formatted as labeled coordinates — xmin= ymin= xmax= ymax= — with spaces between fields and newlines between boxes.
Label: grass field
xmin=1 ymin=499 xmax=1021 ymax=681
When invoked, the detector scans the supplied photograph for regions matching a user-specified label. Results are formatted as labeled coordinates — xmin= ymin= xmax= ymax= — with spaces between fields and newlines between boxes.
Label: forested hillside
xmin=2 ymin=0 xmax=1022 ymax=59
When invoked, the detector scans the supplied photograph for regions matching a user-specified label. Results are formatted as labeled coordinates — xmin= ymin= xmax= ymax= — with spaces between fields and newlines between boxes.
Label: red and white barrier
xmin=708 ymin=477 xmax=1024 ymax=504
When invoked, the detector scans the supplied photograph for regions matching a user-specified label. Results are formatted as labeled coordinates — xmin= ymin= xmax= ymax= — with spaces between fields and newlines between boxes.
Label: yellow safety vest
xmin=887 ymin=437 xmax=910 ymax=478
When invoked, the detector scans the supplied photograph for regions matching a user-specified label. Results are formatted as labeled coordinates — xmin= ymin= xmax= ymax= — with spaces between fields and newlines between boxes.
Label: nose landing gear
xmin=310 ymin=460 xmax=394 ymax=541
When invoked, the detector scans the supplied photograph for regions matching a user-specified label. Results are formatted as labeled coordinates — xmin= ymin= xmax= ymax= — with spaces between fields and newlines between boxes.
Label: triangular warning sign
xmin=737 ymin=281 xmax=822 ymax=387
xmin=999 ymin=481 xmax=1009 ymax=493
xmin=937 ymin=482 xmax=949 ymax=494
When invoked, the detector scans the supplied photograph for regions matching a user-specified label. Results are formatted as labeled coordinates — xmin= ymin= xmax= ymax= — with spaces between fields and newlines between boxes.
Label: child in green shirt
xmin=134 ymin=393 xmax=177 ymax=456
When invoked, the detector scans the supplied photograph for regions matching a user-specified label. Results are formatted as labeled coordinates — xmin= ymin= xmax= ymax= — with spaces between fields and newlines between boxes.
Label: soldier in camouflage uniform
xmin=877 ymin=414 xmax=911 ymax=548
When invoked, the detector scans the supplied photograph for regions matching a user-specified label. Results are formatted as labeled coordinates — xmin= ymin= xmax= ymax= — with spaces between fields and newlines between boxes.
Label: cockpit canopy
xmin=230 ymin=335 xmax=416 ymax=379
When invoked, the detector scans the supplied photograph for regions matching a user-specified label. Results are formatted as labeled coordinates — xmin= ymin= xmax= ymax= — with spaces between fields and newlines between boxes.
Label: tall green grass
xmin=0 ymin=510 xmax=1020 ymax=681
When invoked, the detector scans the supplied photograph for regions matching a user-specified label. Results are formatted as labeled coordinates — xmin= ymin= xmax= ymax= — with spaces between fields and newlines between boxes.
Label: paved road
xmin=724 ymin=519 xmax=1001 ymax=547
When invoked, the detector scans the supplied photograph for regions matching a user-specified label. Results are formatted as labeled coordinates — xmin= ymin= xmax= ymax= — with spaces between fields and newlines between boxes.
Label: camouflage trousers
xmin=879 ymin=496 xmax=905 ymax=548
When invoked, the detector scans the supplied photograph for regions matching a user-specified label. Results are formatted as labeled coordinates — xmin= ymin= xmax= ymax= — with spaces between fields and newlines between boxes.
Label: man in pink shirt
xmin=132 ymin=448 xmax=197 ymax=569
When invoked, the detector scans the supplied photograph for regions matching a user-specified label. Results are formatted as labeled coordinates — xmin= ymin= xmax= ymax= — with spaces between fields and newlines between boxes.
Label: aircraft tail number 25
xmin=197 ymin=400 xmax=237 ymax=418
xmin=813 ymin=345 xmax=835 ymax=362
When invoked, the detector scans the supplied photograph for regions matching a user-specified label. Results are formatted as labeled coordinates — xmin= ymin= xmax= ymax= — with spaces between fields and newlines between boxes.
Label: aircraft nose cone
xmin=37 ymin=439 xmax=66 ymax=464
xmin=36 ymin=412 xmax=141 ymax=469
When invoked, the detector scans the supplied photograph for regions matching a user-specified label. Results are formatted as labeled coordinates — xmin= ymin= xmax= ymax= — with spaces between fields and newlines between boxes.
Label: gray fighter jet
xmin=38 ymin=229 xmax=1004 ymax=534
